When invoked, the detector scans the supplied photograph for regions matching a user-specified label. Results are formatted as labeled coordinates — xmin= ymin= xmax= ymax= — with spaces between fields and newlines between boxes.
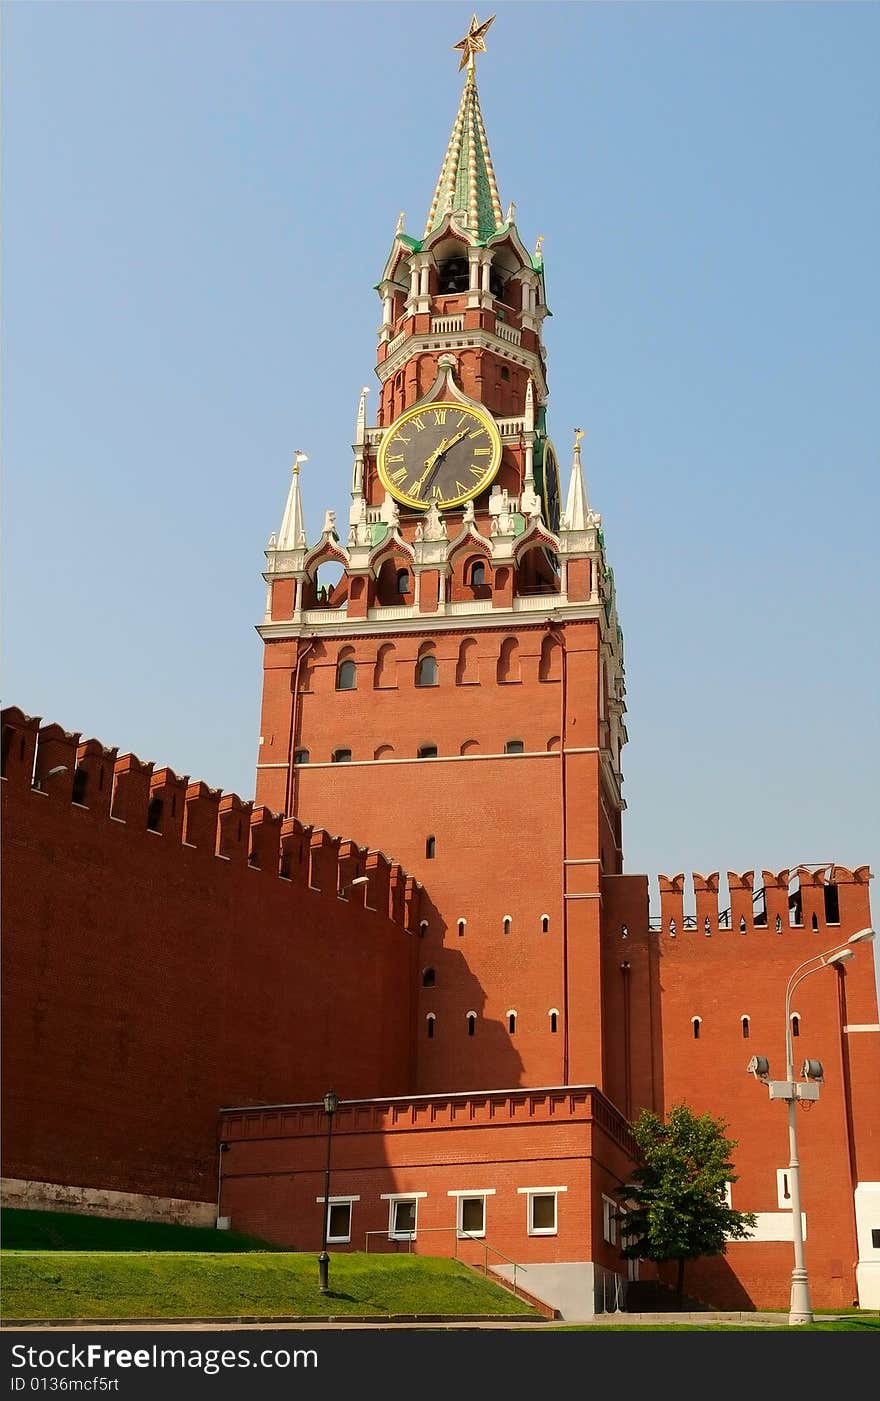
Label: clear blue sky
xmin=3 ymin=2 xmax=878 ymax=942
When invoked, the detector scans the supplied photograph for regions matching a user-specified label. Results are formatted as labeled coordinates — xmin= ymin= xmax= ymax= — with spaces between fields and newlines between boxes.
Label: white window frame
xmin=380 ymin=1191 xmax=427 ymax=1241
xmin=315 ymin=1194 xmax=360 ymax=1245
xmin=448 ymin=1188 xmax=495 ymax=1240
xmin=602 ymin=1193 xmax=617 ymax=1245
xmin=518 ymin=1185 xmax=566 ymax=1237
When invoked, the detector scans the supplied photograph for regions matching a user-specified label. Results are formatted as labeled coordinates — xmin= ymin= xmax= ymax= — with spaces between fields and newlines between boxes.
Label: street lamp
xmin=747 ymin=926 xmax=875 ymax=1326
xmin=318 ymin=1090 xmax=339 ymax=1294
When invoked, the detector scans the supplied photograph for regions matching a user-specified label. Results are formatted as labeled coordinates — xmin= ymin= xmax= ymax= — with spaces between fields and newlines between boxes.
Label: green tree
xmin=616 ymin=1103 xmax=756 ymax=1309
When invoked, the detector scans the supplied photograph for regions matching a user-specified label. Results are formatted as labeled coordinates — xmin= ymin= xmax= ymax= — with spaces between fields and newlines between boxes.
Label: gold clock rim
xmin=376 ymin=400 xmax=502 ymax=512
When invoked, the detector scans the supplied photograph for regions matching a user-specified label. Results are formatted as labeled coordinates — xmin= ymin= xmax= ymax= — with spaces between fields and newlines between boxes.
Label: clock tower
xmin=255 ymin=17 xmax=627 ymax=1095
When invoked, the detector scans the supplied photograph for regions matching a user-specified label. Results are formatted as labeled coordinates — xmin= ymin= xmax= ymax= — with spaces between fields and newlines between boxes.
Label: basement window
xmin=505 ymin=740 xmax=524 ymax=754
xmin=332 ymin=748 xmax=352 ymax=763
xmin=418 ymin=745 xmax=438 ymax=759
xmin=317 ymin=1197 xmax=356 ymax=1245
xmin=520 ymin=1188 xmax=564 ymax=1237
xmin=294 ymin=749 xmax=310 ymax=765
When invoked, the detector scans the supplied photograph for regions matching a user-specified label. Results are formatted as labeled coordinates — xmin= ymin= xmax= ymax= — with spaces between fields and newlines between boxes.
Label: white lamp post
xmin=748 ymin=926 xmax=875 ymax=1326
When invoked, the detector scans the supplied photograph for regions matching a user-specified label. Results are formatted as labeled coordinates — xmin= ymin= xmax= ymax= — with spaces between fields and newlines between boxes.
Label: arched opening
xmin=456 ymin=638 xmax=479 ymax=685
xmin=426 ymin=1014 xmax=435 ymax=1040
xmin=422 ymin=968 xmax=436 ymax=989
xmin=331 ymin=748 xmax=352 ymax=763
xmin=505 ymin=739 xmax=524 ymax=754
xmin=374 ymin=744 xmax=394 ymax=760
xmin=507 ymin=1010 xmax=517 ymax=1035
xmin=503 ymin=915 xmax=512 ymax=936
xmin=418 ymin=744 xmax=438 ymax=759
xmin=539 ymin=634 xmax=562 ymax=682
xmin=437 ymin=254 xmax=469 ymax=294
xmin=416 ymin=646 xmax=438 ymax=687
xmin=426 ymin=835 xmax=436 ymax=859
xmin=549 ymin=1010 xmax=558 ymax=1034
xmin=692 ymin=1017 xmax=701 ymax=1040
xmin=336 ymin=648 xmax=357 ymax=691
xmin=374 ymin=643 xmax=397 ymax=689
xmin=314 ymin=561 xmax=344 ymax=608
xmin=460 ymin=738 xmax=479 ymax=755
xmin=791 ymin=1014 xmax=800 ymax=1039
xmin=396 ymin=568 xmax=410 ymax=596
xmin=466 ymin=1012 xmax=477 ymax=1038
xmin=457 ymin=918 xmax=466 ymax=937
xmin=541 ymin=915 xmax=550 ymax=934
xmin=741 ymin=1016 xmax=750 ymax=1040
xmin=497 ymin=637 xmax=521 ymax=684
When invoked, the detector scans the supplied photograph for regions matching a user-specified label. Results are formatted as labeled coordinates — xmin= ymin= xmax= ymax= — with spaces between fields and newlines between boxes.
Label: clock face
xmin=541 ymin=440 xmax=561 ymax=534
xmin=377 ymin=401 xmax=502 ymax=511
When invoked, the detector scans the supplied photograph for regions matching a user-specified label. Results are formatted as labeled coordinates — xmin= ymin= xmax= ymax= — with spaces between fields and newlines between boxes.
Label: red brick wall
xmin=602 ymin=866 xmax=879 ymax=1309
xmin=1 ymin=709 xmax=420 ymax=1203
xmin=257 ymin=620 xmax=609 ymax=1094
xmin=219 ymin=1086 xmax=637 ymax=1280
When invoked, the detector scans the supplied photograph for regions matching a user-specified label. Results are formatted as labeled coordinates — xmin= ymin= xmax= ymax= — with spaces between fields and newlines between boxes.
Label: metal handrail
xmin=363 ymin=1225 xmax=528 ymax=1299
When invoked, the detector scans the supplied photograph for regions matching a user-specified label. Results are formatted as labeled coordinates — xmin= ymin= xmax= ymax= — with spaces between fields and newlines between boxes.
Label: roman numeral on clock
xmin=469 ymin=465 xmax=484 ymax=479
xmin=387 ymin=453 xmax=404 ymax=462
xmin=473 ymin=448 xmax=491 ymax=456
xmin=433 ymin=409 xmax=447 ymax=425
xmin=390 ymin=467 xmax=407 ymax=484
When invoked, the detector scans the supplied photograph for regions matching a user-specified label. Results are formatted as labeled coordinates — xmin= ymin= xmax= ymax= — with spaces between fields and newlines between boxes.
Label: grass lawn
xmin=0 ymin=1251 xmax=540 ymax=1321
xmin=0 ymin=1207 xmax=275 ymax=1253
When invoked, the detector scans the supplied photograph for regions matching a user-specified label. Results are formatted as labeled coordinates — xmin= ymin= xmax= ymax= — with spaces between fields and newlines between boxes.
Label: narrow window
xmin=508 ymin=1010 xmax=517 ymax=1035
xmin=422 ymin=967 xmax=436 ymax=988
xmin=426 ymin=1014 xmax=435 ymax=1039
xmin=418 ymin=744 xmax=438 ymax=758
xmin=775 ymin=914 xmax=782 ymax=933
xmin=327 ymin=1202 xmax=352 ymax=1244
xmin=294 ymin=749 xmax=310 ymax=764
xmin=391 ymin=1199 xmax=417 ymax=1239
xmin=549 ymin=1010 xmax=558 ymax=1034
xmin=811 ymin=912 xmax=819 ymax=931
xmin=529 ymin=1194 xmax=557 ymax=1235
xmin=739 ymin=916 xmax=747 ymax=933
xmin=541 ymin=915 xmax=550 ymax=933
xmin=602 ymin=1195 xmax=617 ymax=1245
xmin=396 ymin=568 xmax=410 ymax=595
xmin=505 ymin=740 xmax=524 ymax=754
xmin=457 ymin=918 xmax=466 ymax=937
xmin=503 ymin=915 xmax=512 ymax=936
xmin=416 ymin=653 xmax=438 ymax=687
xmin=741 ymin=1016 xmax=750 ymax=1040
xmin=497 ymin=636 xmax=521 ymax=683
xmin=426 ymin=835 xmax=436 ymax=858
xmin=467 ymin=1012 xmax=476 ymax=1037
xmin=823 ymin=883 xmax=840 ymax=924
xmin=470 ymin=561 xmax=486 ymax=587
xmin=500 ymin=365 xmax=510 ymax=381
xmin=692 ymin=1017 xmax=701 ymax=1040
xmin=71 ymin=766 xmax=88 ymax=805
xmin=336 ymin=658 xmax=357 ymax=691
xmin=147 ymin=796 xmax=163 ymax=832
xmin=419 ymin=919 xmax=429 ymax=939
xmin=332 ymin=748 xmax=352 ymax=763
xmin=458 ymin=1197 xmax=485 ymax=1238
xmin=791 ymin=1014 xmax=800 ymax=1038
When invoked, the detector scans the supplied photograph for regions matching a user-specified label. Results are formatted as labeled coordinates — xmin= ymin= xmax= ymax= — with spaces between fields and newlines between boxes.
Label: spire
xmin=277 ymin=451 xmax=308 ymax=550
xmin=564 ymin=429 xmax=591 ymax=531
xmin=424 ymin=16 xmax=504 ymax=242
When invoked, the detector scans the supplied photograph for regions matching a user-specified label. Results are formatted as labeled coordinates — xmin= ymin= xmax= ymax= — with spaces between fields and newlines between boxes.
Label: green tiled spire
xmin=424 ymin=64 xmax=505 ymax=243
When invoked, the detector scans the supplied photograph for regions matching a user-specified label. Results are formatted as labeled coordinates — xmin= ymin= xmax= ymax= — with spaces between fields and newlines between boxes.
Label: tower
xmin=255 ymin=18 xmax=627 ymax=1095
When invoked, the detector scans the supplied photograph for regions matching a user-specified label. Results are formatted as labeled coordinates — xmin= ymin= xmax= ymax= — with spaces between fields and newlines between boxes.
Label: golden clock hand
xmin=423 ymin=437 xmax=449 ymax=471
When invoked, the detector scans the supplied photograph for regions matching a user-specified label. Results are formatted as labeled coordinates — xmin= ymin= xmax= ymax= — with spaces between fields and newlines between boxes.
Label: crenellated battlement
xmin=647 ymin=866 xmax=872 ymax=939
xmin=0 ymin=706 xmax=423 ymax=934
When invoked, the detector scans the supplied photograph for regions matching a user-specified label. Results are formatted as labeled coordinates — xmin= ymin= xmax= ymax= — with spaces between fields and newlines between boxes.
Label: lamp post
xmin=318 ymin=1090 xmax=339 ymax=1294
xmin=748 ymin=927 xmax=875 ymax=1326
xmin=216 ymin=1140 xmax=229 ymax=1228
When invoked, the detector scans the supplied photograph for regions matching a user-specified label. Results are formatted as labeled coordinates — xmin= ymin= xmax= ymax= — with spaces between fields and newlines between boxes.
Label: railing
xmin=387 ymin=329 xmax=407 ymax=355
xmin=363 ymin=1225 xmax=529 ymax=1301
xmin=431 ymin=314 xmax=465 ymax=334
xmin=302 ymin=608 xmax=348 ymax=626
xmin=495 ymin=417 xmax=526 ymax=438
xmin=495 ymin=320 xmax=522 ymax=346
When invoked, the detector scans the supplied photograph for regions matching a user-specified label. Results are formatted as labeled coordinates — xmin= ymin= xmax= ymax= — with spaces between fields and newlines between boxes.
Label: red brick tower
xmin=255 ymin=29 xmax=627 ymax=1095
